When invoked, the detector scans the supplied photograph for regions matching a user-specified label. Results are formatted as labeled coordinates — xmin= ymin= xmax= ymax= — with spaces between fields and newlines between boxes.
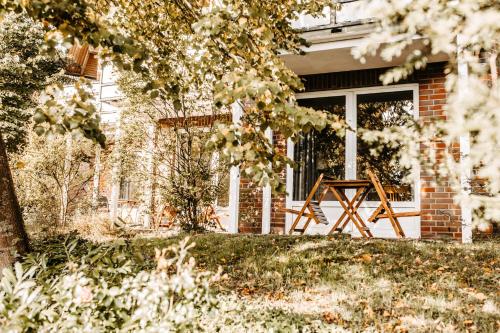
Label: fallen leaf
xmin=15 ymin=161 xmax=25 ymax=169
xmin=240 ymin=287 xmax=254 ymax=296
xmin=360 ymin=253 xmax=372 ymax=264
xmin=322 ymin=311 xmax=341 ymax=324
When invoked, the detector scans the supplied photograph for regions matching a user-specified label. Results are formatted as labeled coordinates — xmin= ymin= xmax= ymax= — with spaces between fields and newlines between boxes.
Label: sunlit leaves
xmin=35 ymin=79 xmax=105 ymax=146
xmin=0 ymin=0 xmax=340 ymax=190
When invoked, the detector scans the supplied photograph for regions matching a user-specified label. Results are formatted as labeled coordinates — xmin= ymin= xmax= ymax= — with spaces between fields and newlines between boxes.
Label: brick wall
xmin=238 ymin=132 xmax=288 ymax=234
xmin=416 ymin=67 xmax=462 ymax=239
xmin=270 ymin=132 xmax=287 ymax=234
xmin=238 ymin=178 xmax=263 ymax=233
xmin=238 ymin=133 xmax=286 ymax=234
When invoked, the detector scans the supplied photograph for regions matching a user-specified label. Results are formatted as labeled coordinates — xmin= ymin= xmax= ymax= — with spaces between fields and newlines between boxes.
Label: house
xmin=67 ymin=1 xmax=464 ymax=240
xmin=233 ymin=1 xmax=462 ymax=240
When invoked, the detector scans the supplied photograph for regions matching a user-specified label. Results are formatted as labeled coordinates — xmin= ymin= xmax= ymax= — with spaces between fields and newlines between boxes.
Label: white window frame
xmin=286 ymin=84 xmax=420 ymax=229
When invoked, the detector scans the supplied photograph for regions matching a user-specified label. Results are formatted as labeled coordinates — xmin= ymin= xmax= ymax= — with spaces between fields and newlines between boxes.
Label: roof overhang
xmin=282 ymin=23 xmax=449 ymax=75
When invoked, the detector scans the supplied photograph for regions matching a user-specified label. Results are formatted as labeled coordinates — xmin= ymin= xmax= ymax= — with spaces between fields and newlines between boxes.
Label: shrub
xmin=11 ymin=133 xmax=95 ymax=237
xmin=0 ymin=237 xmax=218 ymax=332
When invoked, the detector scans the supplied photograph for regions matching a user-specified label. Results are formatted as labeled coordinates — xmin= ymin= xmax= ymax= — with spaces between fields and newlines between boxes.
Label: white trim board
xmin=228 ymin=102 xmax=243 ymax=234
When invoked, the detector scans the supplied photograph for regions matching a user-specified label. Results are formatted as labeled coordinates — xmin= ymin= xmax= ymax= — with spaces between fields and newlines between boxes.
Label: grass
xmin=32 ymin=233 xmax=499 ymax=332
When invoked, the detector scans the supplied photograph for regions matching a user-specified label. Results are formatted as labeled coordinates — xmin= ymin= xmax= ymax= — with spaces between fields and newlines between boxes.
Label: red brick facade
xmin=237 ymin=63 xmax=463 ymax=240
xmin=238 ymin=132 xmax=287 ymax=234
xmin=238 ymin=180 xmax=263 ymax=233
xmin=270 ymin=132 xmax=287 ymax=234
xmin=416 ymin=66 xmax=462 ymax=239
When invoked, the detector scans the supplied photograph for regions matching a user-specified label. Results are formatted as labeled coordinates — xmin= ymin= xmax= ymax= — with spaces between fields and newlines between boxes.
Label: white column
xmin=210 ymin=152 xmax=220 ymax=206
xmin=285 ymin=138 xmax=294 ymax=233
xmin=459 ymin=135 xmax=472 ymax=243
xmin=92 ymin=64 xmax=104 ymax=214
xmin=109 ymin=110 xmax=122 ymax=225
xmin=261 ymin=128 xmax=273 ymax=234
xmin=345 ymin=92 xmax=357 ymax=181
xmin=344 ymin=92 xmax=356 ymax=234
xmin=91 ymin=145 xmax=101 ymax=212
xmin=228 ymin=102 xmax=242 ymax=233
xmin=457 ymin=35 xmax=472 ymax=243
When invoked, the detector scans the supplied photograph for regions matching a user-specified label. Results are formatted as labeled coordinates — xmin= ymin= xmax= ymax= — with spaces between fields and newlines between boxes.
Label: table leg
xmin=328 ymin=186 xmax=370 ymax=235
xmin=338 ymin=189 xmax=373 ymax=238
xmin=328 ymin=187 xmax=363 ymax=234
xmin=329 ymin=186 xmax=370 ymax=238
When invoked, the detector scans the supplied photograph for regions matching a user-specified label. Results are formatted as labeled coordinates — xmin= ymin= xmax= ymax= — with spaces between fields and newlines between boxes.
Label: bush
xmin=11 ymin=133 xmax=95 ymax=237
xmin=0 ymin=237 xmax=218 ymax=332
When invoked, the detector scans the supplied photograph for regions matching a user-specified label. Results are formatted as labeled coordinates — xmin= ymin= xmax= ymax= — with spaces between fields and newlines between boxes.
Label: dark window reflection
xmin=293 ymin=96 xmax=346 ymax=201
xmin=356 ymin=91 xmax=414 ymax=201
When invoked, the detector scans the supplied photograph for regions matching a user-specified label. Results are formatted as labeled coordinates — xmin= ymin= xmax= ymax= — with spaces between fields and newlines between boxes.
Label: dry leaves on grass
xmin=322 ymin=311 xmax=344 ymax=325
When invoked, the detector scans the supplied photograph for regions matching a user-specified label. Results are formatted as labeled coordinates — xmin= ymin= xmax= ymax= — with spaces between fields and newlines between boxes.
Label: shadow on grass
xmin=30 ymin=233 xmax=499 ymax=332
xmin=131 ymin=234 xmax=499 ymax=331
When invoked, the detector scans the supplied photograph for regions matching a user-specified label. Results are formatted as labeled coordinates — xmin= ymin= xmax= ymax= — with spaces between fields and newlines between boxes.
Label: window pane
xmin=294 ymin=96 xmax=346 ymax=201
xmin=356 ymin=90 xmax=414 ymax=201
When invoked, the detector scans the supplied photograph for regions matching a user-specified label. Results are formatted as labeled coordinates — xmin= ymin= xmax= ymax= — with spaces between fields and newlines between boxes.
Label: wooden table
xmin=319 ymin=178 xmax=374 ymax=238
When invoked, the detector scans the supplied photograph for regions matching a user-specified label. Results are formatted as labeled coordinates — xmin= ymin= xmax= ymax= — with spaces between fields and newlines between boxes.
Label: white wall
xmin=291 ymin=1 xmax=371 ymax=30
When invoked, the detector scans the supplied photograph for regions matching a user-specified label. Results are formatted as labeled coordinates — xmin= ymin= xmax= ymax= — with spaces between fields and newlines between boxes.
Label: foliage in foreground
xmin=0 ymin=235 xmax=329 ymax=332
xmin=0 ymin=238 xmax=218 ymax=332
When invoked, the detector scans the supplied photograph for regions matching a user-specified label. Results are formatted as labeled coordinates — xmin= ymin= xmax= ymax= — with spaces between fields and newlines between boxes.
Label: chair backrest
xmin=366 ymin=169 xmax=388 ymax=201
xmin=384 ymin=185 xmax=408 ymax=202
xmin=303 ymin=173 xmax=325 ymax=205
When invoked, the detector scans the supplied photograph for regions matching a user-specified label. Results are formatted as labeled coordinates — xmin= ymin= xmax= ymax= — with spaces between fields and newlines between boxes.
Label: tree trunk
xmin=91 ymin=144 xmax=101 ymax=213
xmin=0 ymin=134 xmax=29 ymax=269
xmin=59 ymin=135 xmax=72 ymax=226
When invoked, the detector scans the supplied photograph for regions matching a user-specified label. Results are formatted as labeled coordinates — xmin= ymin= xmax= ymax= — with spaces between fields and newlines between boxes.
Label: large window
xmin=293 ymin=87 xmax=416 ymax=202
xmin=356 ymin=91 xmax=414 ymax=201
xmin=293 ymin=96 xmax=346 ymax=201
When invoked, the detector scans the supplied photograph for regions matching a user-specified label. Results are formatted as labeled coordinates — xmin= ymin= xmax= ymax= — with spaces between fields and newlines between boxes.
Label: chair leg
xmin=301 ymin=216 xmax=313 ymax=234
xmin=387 ymin=208 xmax=405 ymax=238
xmin=367 ymin=169 xmax=407 ymax=238
xmin=288 ymin=213 xmax=305 ymax=235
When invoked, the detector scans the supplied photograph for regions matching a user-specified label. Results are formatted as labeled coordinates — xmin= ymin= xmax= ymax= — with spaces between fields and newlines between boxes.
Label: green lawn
xmin=32 ymin=233 xmax=499 ymax=332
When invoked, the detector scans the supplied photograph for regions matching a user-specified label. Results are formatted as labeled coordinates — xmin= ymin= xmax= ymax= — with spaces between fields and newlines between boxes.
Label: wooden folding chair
xmin=286 ymin=173 xmax=330 ymax=234
xmin=204 ymin=205 xmax=225 ymax=231
xmin=366 ymin=169 xmax=420 ymax=238
xmin=154 ymin=204 xmax=178 ymax=230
